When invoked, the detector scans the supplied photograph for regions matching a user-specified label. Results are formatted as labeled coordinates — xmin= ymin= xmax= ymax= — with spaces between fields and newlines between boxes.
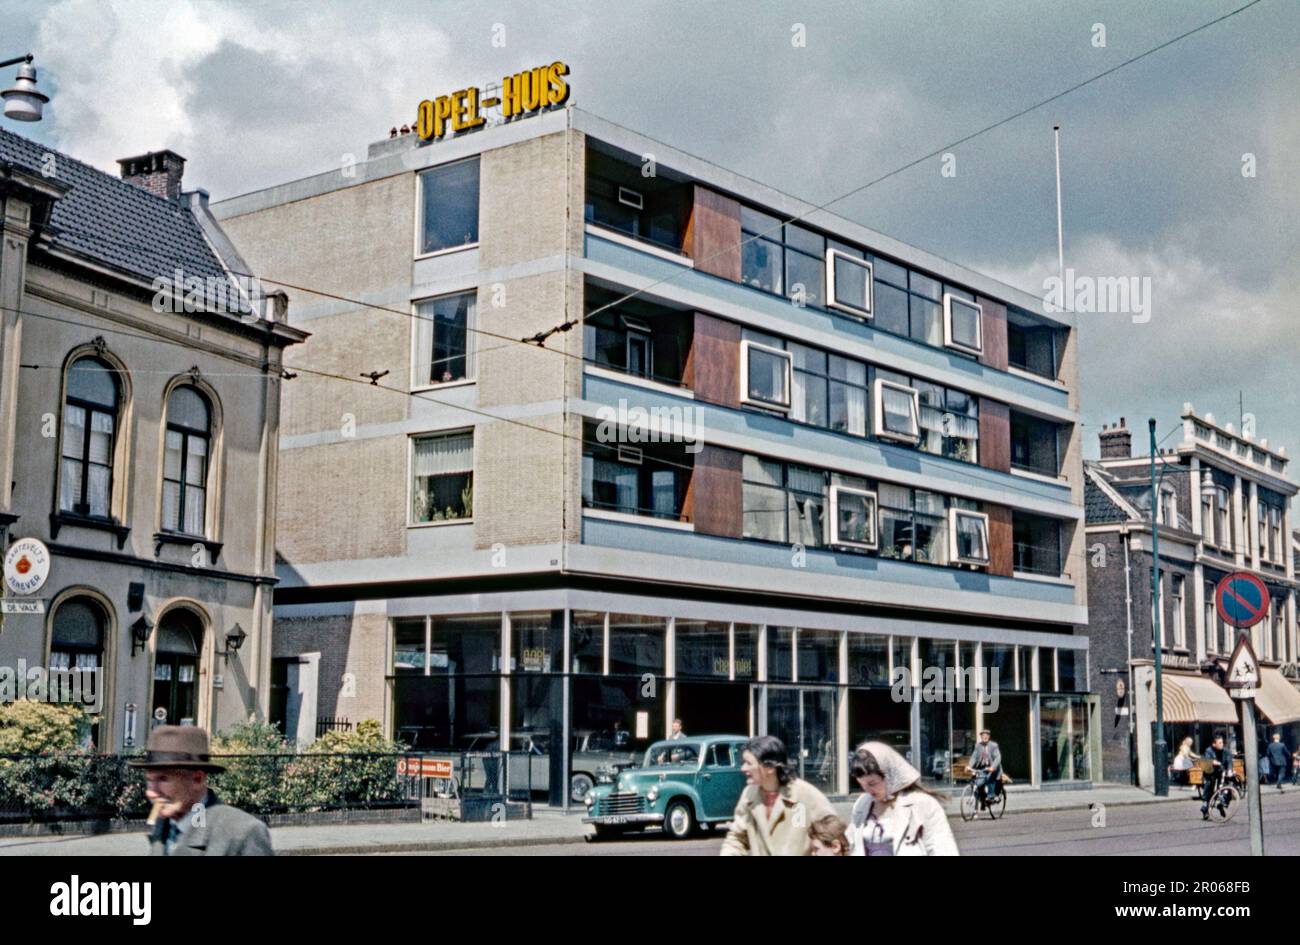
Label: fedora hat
xmin=128 ymin=725 xmax=225 ymax=773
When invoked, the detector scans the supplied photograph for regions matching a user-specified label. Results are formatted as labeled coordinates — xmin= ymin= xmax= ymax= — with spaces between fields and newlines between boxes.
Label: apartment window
xmin=916 ymin=381 xmax=979 ymax=463
xmin=873 ymin=379 xmax=920 ymax=444
xmin=741 ymin=456 xmax=825 ymax=546
xmin=161 ymin=386 xmax=211 ymax=535
xmin=740 ymin=340 xmax=792 ymax=411
xmin=1160 ymin=487 xmax=1178 ymax=529
xmin=1007 ymin=316 xmax=1060 ymax=379
xmin=1013 ymin=512 xmax=1062 ymax=576
xmin=582 ymin=443 xmax=684 ymax=521
xmin=583 ymin=287 xmax=690 ymax=386
xmin=60 ymin=357 xmax=119 ymax=519
xmin=584 ymin=149 xmax=691 ymax=252
xmin=1201 ymin=491 xmax=1214 ymax=544
xmin=1215 ymin=487 xmax=1231 ymax=549
xmin=826 ymin=250 xmax=872 ymax=318
xmin=949 ymin=508 xmax=990 ymax=566
xmin=1010 ymin=411 xmax=1059 ymax=477
xmin=1204 ymin=583 xmax=1217 ymax=654
xmin=830 ymin=485 xmax=877 ymax=550
xmin=878 ymin=484 xmax=949 ymax=565
xmin=1171 ymin=574 xmax=1186 ymax=648
xmin=943 ymin=292 xmax=983 ymax=356
xmin=1258 ymin=502 xmax=1269 ymax=561
xmin=419 ymin=158 xmax=479 ymax=255
xmin=1270 ymin=506 xmax=1283 ymax=564
xmin=411 ymin=431 xmax=473 ymax=524
xmin=414 ymin=291 xmax=474 ymax=386
xmin=739 ymin=208 xmax=827 ymax=309
xmin=49 ymin=597 xmax=106 ymax=672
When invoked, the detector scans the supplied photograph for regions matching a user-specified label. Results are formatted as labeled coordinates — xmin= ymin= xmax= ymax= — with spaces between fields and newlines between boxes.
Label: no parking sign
xmin=1215 ymin=571 xmax=1270 ymax=630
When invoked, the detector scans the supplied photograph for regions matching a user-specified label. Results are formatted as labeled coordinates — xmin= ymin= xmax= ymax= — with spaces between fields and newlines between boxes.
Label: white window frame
xmin=414 ymin=156 xmax=481 ymax=259
xmin=411 ymin=289 xmax=477 ymax=389
xmin=617 ymin=186 xmax=644 ymax=210
xmin=829 ymin=485 xmax=878 ymax=550
xmin=824 ymin=250 xmax=873 ymax=319
xmin=407 ymin=428 xmax=474 ymax=528
xmin=739 ymin=340 xmax=792 ymax=412
xmin=948 ymin=508 xmax=990 ymax=566
xmin=1172 ymin=573 xmax=1186 ymax=648
xmin=942 ymin=292 xmax=984 ymax=356
xmin=872 ymin=378 xmax=921 ymax=444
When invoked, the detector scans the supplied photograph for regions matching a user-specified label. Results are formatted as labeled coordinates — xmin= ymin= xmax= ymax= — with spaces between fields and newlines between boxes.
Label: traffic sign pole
xmin=1241 ymin=691 xmax=1264 ymax=856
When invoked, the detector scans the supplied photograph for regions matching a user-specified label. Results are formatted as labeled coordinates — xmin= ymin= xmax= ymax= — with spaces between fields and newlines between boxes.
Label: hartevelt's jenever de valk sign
xmin=417 ymin=61 xmax=570 ymax=141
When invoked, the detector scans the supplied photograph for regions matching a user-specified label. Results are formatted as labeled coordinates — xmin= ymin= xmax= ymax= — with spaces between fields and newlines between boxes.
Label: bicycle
xmin=1202 ymin=769 xmax=1242 ymax=824
xmin=959 ymin=768 xmax=1007 ymax=822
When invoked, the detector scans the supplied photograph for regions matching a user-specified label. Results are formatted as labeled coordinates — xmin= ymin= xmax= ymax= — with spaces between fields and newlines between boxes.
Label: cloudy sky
xmin=4 ymin=0 xmax=1297 ymax=482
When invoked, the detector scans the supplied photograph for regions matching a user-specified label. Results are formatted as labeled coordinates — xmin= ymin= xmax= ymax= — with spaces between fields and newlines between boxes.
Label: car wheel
xmin=570 ymin=773 xmax=595 ymax=803
xmin=664 ymin=800 xmax=695 ymax=840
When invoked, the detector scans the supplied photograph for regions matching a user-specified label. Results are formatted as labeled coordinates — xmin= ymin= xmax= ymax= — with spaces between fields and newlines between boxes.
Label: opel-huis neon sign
xmin=417 ymin=61 xmax=570 ymax=142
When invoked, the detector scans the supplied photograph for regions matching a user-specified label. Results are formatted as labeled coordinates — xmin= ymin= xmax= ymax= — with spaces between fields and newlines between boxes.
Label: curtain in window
xmin=830 ymin=382 xmax=866 ymax=436
xmin=414 ymin=433 xmax=473 ymax=476
xmin=881 ymin=385 xmax=915 ymax=435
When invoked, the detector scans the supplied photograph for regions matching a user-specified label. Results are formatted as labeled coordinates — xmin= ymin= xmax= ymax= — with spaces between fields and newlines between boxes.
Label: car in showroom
xmin=582 ymin=735 xmax=749 ymax=840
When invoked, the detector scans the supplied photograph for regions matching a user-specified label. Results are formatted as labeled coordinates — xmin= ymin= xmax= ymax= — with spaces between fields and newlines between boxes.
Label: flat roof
xmin=212 ymin=105 xmax=1068 ymax=327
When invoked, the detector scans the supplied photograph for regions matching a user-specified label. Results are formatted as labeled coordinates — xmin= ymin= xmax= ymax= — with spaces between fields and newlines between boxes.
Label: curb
xmin=281 ymin=832 xmax=591 ymax=856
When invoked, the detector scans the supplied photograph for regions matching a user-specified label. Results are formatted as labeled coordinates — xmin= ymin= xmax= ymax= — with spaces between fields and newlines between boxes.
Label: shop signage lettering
xmin=521 ymin=647 xmax=549 ymax=671
xmin=417 ymin=62 xmax=570 ymax=142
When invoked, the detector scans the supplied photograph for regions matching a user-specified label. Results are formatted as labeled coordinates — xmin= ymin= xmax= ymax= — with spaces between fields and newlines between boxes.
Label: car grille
xmin=600 ymin=792 xmax=646 ymax=815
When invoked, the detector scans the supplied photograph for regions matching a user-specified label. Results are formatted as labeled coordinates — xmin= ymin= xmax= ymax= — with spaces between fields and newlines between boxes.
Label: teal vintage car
xmin=582 ymin=735 xmax=749 ymax=841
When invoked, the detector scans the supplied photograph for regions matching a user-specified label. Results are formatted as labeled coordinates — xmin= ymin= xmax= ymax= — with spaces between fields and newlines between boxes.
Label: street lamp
xmin=1 ymin=55 xmax=48 ymax=122
xmin=216 ymin=624 xmax=247 ymax=662
xmin=1149 ymin=418 xmax=1216 ymax=796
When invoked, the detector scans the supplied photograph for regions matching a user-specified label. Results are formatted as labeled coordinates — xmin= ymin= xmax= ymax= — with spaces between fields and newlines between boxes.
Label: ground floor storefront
xmin=273 ymin=587 xmax=1095 ymax=806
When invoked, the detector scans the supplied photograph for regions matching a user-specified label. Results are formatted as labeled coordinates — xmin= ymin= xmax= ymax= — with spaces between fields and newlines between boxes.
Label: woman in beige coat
xmin=848 ymin=741 xmax=959 ymax=856
xmin=720 ymin=735 xmax=836 ymax=856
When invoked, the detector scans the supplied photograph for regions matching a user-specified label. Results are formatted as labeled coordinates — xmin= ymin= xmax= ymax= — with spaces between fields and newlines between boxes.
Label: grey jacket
xmin=148 ymin=791 xmax=273 ymax=857
xmin=969 ymin=740 xmax=1001 ymax=773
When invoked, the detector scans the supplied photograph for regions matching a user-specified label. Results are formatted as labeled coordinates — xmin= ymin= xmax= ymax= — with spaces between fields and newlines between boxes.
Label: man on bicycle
xmin=1200 ymin=733 xmax=1228 ymax=820
xmin=969 ymin=730 xmax=1002 ymax=805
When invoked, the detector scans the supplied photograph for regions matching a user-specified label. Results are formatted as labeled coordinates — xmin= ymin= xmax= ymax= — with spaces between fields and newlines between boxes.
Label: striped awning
xmin=1252 ymin=669 xmax=1300 ymax=725
xmin=1161 ymin=673 xmax=1238 ymax=724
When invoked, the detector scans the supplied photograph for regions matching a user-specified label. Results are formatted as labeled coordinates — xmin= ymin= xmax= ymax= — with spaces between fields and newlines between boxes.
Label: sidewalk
xmin=0 ymin=783 xmax=1193 ymax=856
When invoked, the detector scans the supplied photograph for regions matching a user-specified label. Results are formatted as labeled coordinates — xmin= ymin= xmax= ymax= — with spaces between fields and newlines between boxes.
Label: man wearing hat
xmin=131 ymin=725 xmax=273 ymax=856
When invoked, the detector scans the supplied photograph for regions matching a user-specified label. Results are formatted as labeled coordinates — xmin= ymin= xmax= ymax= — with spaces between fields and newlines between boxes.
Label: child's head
xmin=809 ymin=814 xmax=848 ymax=856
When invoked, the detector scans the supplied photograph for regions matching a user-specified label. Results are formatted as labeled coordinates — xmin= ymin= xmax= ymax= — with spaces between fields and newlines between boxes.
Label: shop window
xmin=50 ymin=597 xmax=106 ymax=672
xmin=413 ymin=291 xmax=474 ymax=386
xmin=608 ymin=614 xmax=665 ymax=677
xmin=60 ymin=357 xmax=120 ymax=519
xmin=161 ymin=385 xmax=211 ymax=535
xmin=740 ymin=340 xmax=792 ymax=411
xmin=674 ymin=620 xmax=731 ymax=678
xmin=826 ymin=250 xmax=872 ymax=318
xmin=848 ymin=634 xmax=890 ymax=688
xmin=982 ymin=644 xmax=1015 ymax=692
xmin=733 ymin=625 xmax=759 ymax=679
xmin=949 ymin=509 xmax=990 ymax=566
xmin=410 ymin=430 xmax=473 ymax=524
xmin=873 ymin=379 xmax=921 ymax=444
xmin=797 ymin=629 xmax=839 ymax=683
xmin=570 ymin=611 xmax=605 ymax=674
xmin=768 ymin=627 xmax=795 ymax=681
xmin=943 ymin=292 xmax=983 ymax=355
xmin=418 ymin=157 xmax=479 ymax=255
xmin=830 ymin=486 xmax=877 ymax=550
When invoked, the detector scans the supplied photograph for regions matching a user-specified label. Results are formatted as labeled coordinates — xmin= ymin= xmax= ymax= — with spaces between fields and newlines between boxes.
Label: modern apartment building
xmin=0 ymin=130 xmax=305 ymax=749
xmin=1086 ymin=410 xmax=1299 ymax=787
xmin=214 ymin=97 xmax=1089 ymax=803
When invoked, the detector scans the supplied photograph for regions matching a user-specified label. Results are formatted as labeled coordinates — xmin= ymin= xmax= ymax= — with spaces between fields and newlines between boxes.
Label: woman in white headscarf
xmin=848 ymin=741 xmax=959 ymax=856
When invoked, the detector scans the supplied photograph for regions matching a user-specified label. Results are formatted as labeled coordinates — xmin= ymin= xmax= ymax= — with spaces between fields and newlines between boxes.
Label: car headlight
xmin=646 ymin=787 xmax=659 ymax=803
xmin=584 ymin=792 xmax=595 ymax=808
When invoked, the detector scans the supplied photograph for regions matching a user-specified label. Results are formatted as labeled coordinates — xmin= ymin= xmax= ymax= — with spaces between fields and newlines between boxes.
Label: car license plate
xmin=604 ymin=816 xmax=630 ymax=824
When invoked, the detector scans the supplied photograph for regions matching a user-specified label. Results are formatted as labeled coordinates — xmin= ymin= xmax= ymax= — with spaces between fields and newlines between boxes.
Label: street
xmin=401 ymin=788 xmax=1300 ymax=856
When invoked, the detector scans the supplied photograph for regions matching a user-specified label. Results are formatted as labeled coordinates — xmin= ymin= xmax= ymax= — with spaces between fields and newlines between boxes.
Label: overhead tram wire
xmin=26 ymin=1 xmax=1266 ymax=373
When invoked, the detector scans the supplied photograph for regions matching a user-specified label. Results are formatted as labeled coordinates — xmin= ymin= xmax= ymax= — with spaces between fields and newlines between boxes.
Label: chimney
xmin=117 ymin=149 xmax=186 ymax=201
xmin=1099 ymin=417 xmax=1132 ymax=459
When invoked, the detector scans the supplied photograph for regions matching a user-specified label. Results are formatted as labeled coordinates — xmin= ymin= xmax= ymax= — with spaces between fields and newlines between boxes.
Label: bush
xmin=209 ymin=719 xmax=290 ymax=811
xmin=284 ymin=720 xmax=405 ymax=810
xmin=0 ymin=701 xmax=86 ymax=753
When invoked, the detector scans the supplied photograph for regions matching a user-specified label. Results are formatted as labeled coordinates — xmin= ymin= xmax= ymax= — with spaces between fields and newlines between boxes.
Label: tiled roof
xmin=0 ymin=128 xmax=230 ymax=288
xmin=1084 ymin=464 xmax=1136 ymax=524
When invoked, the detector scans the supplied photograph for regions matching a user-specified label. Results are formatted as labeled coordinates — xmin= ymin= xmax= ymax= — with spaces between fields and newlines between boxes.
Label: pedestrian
xmin=808 ymin=814 xmax=849 ymax=856
xmin=1267 ymin=733 xmax=1290 ymax=792
xmin=1171 ymin=737 xmax=1199 ymax=786
xmin=130 ymin=725 xmax=273 ymax=856
xmin=720 ymin=734 xmax=836 ymax=856
xmin=668 ymin=718 xmax=686 ymax=740
xmin=848 ymin=741 xmax=959 ymax=856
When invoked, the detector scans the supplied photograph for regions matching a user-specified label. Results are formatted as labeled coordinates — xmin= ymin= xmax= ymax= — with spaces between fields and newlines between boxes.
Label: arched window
xmin=162 ymin=386 xmax=211 ymax=535
xmin=60 ymin=358 xmax=119 ymax=518
xmin=50 ymin=597 xmax=106 ymax=671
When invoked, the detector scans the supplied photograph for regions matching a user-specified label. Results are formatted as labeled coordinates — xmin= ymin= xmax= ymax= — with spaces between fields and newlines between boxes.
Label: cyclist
xmin=968 ymin=730 xmax=1002 ymax=806
xmin=1200 ymin=733 xmax=1228 ymax=820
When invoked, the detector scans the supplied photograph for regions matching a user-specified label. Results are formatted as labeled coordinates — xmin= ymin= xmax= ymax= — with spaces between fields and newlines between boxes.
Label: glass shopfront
xmin=389 ymin=610 xmax=1093 ymax=804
